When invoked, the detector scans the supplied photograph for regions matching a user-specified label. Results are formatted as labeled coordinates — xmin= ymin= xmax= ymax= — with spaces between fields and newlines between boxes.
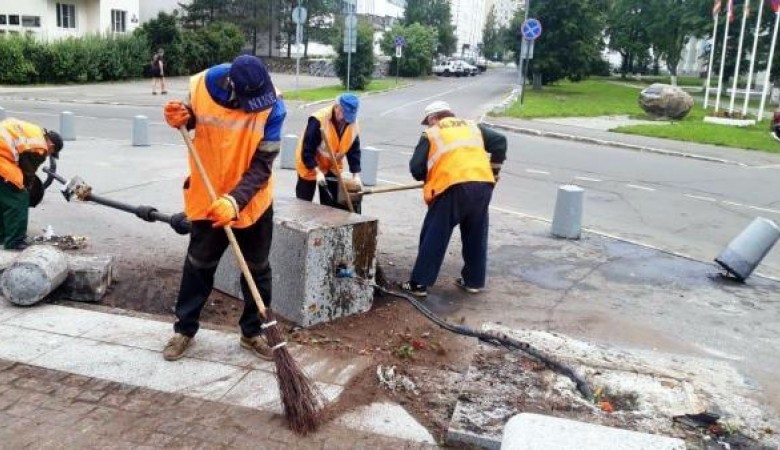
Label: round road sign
xmin=345 ymin=14 xmax=358 ymax=29
xmin=292 ymin=6 xmax=307 ymax=24
xmin=521 ymin=18 xmax=542 ymax=41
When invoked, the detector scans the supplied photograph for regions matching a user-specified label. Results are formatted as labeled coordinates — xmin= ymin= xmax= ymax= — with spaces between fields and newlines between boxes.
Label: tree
xmin=523 ymin=0 xmax=607 ymax=84
xmin=134 ymin=12 xmax=184 ymax=75
xmin=646 ymin=0 xmax=710 ymax=84
xmin=380 ymin=23 xmax=438 ymax=77
xmin=331 ymin=20 xmax=375 ymax=90
xmin=404 ymin=0 xmax=457 ymax=55
xmin=606 ymin=0 xmax=651 ymax=76
xmin=482 ymin=5 xmax=501 ymax=61
xmin=178 ymin=0 xmax=231 ymax=28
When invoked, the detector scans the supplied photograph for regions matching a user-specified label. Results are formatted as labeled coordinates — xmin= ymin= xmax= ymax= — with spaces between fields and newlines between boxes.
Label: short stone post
xmin=360 ymin=147 xmax=380 ymax=187
xmin=280 ymin=134 xmax=298 ymax=170
xmin=715 ymin=217 xmax=780 ymax=282
xmin=551 ymin=185 xmax=584 ymax=240
xmin=132 ymin=115 xmax=150 ymax=146
xmin=0 ymin=246 xmax=69 ymax=306
xmin=0 ymin=106 xmax=6 ymax=121
xmin=60 ymin=111 xmax=76 ymax=141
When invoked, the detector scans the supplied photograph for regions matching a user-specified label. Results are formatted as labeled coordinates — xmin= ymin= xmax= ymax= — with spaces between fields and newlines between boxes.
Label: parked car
xmin=433 ymin=60 xmax=466 ymax=77
xmin=460 ymin=60 xmax=479 ymax=76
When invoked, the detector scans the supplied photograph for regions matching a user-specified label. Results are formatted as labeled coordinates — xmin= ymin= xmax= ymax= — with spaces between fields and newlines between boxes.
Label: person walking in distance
xmin=400 ymin=101 xmax=506 ymax=297
xmin=295 ymin=94 xmax=362 ymax=212
xmin=151 ymin=48 xmax=167 ymax=95
xmin=161 ymin=55 xmax=286 ymax=361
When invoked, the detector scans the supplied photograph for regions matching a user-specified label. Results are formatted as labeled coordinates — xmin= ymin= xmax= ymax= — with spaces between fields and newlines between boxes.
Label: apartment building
xmin=0 ymin=0 xmax=140 ymax=40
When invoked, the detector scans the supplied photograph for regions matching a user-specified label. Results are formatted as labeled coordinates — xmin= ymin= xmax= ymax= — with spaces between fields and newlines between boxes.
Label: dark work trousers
xmin=295 ymin=174 xmax=361 ymax=213
xmin=0 ymin=181 xmax=30 ymax=249
xmin=173 ymin=206 xmax=273 ymax=338
xmin=410 ymin=182 xmax=493 ymax=288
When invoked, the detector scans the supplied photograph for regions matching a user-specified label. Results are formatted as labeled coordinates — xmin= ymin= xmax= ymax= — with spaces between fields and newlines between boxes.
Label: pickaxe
xmin=337 ymin=182 xmax=424 ymax=206
xmin=42 ymin=168 xmax=191 ymax=235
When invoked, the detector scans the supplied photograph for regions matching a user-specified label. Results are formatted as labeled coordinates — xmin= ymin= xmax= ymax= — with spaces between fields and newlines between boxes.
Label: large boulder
xmin=639 ymin=83 xmax=694 ymax=120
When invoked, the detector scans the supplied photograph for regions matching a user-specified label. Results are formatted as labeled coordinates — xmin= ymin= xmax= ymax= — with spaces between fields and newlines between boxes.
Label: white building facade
xmin=450 ymin=0 xmax=488 ymax=55
xmin=0 ymin=0 xmax=140 ymax=40
xmin=490 ymin=0 xmax=520 ymax=28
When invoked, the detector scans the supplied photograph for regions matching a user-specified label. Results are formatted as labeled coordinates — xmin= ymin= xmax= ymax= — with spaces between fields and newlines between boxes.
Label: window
xmin=111 ymin=9 xmax=126 ymax=33
xmin=22 ymin=16 xmax=40 ymax=28
xmin=0 ymin=15 xmax=6 ymax=25
xmin=9 ymin=15 xmax=19 ymax=25
xmin=56 ymin=3 xmax=76 ymax=29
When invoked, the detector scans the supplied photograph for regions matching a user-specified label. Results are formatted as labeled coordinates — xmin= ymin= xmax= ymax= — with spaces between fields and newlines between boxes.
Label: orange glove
xmin=164 ymin=101 xmax=191 ymax=129
xmin=206 ymin=195 xmax=239 ymax=228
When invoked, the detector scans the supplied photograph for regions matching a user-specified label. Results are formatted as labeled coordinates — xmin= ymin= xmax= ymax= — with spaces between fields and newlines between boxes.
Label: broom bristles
xmin=264 ymin=311 xmax=324 ymax=435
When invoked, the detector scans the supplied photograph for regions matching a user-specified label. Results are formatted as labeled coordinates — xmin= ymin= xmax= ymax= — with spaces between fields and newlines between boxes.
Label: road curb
xmin=297 ymin=82 xmax=415 ymax=109
xmin=480 ymin=119 xmax=749 ymax=167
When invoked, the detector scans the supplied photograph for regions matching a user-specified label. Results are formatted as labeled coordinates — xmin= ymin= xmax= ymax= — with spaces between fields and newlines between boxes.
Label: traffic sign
xmin=345 ymin=14 xmax=358 ymax=30
xmin=343 ymin=14 xmax=357 ymax=53
xmin=292 ymin=6 xmax=307 ymax=24
xmin=521 ymin=18 xmax=542 ymax=41
xmin=396 ymin=46 xmax=402 ymax=58
xmin=520 ymin=40 xmax=534 ymax=59
xmin=394 ymin=36 xmax=406 ymax=47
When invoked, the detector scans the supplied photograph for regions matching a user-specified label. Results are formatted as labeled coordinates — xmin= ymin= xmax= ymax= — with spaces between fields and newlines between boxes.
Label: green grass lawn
xmin=500 ymin=78 xmax=780 ymax=153
xmin=283 ymin=79 xmax=404 ymax=102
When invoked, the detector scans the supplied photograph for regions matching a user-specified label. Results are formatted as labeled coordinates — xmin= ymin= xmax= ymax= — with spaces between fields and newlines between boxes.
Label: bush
xmin=0 ymin=37 xmax=37 ymax=84
xmin=380 ymin=23 xmax=438 ymax=77
xmin=179 ymin=22 xmax=244 ymax=74
xmin=332 ymin=21 xmax=375 ymax=90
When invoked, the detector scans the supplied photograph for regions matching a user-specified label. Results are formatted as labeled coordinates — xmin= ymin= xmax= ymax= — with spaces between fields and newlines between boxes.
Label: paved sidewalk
xmin=0 ymin=300 xmax=437 ymax=448
xmin=483 ymin=115 xmax=780 ymax=168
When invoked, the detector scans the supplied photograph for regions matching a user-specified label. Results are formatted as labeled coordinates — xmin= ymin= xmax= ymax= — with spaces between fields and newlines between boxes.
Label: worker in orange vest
xmin=295 ymin=94 xmax=362 ymax=212
xmin=162 ymin=55 xmax=286 ymax=362
xmin=0 ymin=118 xmax=63 ymax=250
xmin=400 ymin=101 xmax=506 ymax=298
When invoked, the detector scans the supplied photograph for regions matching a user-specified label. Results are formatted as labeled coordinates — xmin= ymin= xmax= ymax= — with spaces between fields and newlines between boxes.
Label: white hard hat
xmin=421 ymin=100 xmax=452 ymax=124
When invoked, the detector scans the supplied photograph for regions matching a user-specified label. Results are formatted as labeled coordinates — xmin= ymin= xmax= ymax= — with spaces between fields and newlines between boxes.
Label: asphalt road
xmin=1 ymin=70 xmax=779 ymax=277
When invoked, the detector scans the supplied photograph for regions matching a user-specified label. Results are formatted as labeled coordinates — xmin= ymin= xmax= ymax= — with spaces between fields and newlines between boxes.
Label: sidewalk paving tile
xmin=336 ymin=401 xmax=438 ymax=445
xmin=0 ymin=324 xmax=78 ymax=363
xmin=4 ymin=304 xmax=116 ymax=337
xmin=220 ymin=368 xmax=343 ymax=413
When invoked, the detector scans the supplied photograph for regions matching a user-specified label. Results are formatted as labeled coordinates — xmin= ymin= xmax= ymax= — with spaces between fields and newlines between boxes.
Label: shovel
xmin=337 ymin=182 xmax=424 ymax=206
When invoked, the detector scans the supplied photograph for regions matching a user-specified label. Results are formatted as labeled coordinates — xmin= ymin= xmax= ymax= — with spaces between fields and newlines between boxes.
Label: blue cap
xmin=338 ymin=94 xmax=360 ymax=124
xmin=229 ymin=55 xmax=277 ymax=113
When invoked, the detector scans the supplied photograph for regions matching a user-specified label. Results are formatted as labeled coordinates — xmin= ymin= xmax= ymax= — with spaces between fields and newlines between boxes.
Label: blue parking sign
xmin=521 ymin=18 xmax=542 ymax=41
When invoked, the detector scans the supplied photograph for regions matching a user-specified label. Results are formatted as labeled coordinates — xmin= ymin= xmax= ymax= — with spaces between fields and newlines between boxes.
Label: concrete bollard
xmin=60 ymin=111 xmax=75 ymax=141
xmin=0 ymin=246 xmax=69 ymax=306
xmin=551 ymin=185 xmax=584 ymax=240
xmin=132 ymin=115 xmax=150 ymax=146
xmin=715 ymin=217 xmax=780 ymax=282
xmin=0 ymin=106 xmax=6 ymax=121
xmin=361 ymin=146 xmax=380 ymax=187
xmin=280 ymin=134 xmax=298 ymax=170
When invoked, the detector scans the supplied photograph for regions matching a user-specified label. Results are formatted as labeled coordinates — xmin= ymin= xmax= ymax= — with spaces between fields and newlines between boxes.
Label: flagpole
xmin=704 ymin=13 xmax=720 ymax=110
xmin=729 ymin=0 xmax=750 ymax=114
xmin=715 ymin=1 xmax=733 ymax=112
xmin=759 ymin=11 xmax=780 ymax=122
xmin=743 ymin=0 xmax=764 ymax=116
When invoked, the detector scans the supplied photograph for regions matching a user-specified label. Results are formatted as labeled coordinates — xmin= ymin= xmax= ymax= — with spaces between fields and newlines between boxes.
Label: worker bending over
xmin=401 ymin=101 xmax=507 ymax=297
xmin=162 ymin=55 xmax=286 ymax=361
xmin=295 ymin=94 xmax=362 ymax=212
xmin=0 ymin=118 xmax=63 ymax=250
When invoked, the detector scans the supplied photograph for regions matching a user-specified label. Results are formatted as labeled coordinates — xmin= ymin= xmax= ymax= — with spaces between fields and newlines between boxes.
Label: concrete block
xmin=501 ymin=413 xmax=686 ymax=450
xmin=132 ymin=115 xmax=150 ymax=146
xmin=0 ymin=106 xmax=6 ymax=121
xmin=60 ymin=254 xmax=114 ymax=302
xmin=715 ymin=217 xmax=780 ymax=281
xmin=360 ymin=146 xmax=380 ymax=186
xmin=60 ymin=111 xmax=76 ymax=141
xmin=280 ymin=134 xmax=298 ymax=170
xmin=551 ymin=184 xmax=584 ymax=239
xmin=0 ymin=246 xmax=69 ymax=306
xmin=214 ymin=197 xmax=378 ymax=327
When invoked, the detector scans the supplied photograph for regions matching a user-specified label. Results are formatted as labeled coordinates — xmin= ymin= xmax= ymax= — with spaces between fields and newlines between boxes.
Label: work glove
xmin=164 ymin=101 xmax=191 ymax=129
xmin=314 ymin=167 xmax=327 ymax=187
xmin=352 ymin=173 xmax=363 ymax=191
xmin=206 ymin=195 xmax=239 ymax=228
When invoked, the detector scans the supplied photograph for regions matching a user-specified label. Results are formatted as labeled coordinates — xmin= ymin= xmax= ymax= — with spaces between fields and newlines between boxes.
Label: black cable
xmin=375 ymin=284 xmax=594 ymax=402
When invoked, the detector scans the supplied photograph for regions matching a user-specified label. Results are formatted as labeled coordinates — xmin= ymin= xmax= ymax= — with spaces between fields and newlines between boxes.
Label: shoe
xmin=161 ymin=90 xmax=168 ymax=95
xmin=163 ymin=333 xmax=192 ymax=361
xmin=240 ymin=335 xmax=273 ymax=361
xmin=399 ymin=281 xmax=427 ymax=297
xmin=455 ymin=278 xmax=480 ymax=294
xmin=152 ymin=91 xmax=158 ymax=95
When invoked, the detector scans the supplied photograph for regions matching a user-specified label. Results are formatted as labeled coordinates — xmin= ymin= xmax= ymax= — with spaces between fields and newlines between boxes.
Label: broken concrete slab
xmin=336 ymin=401 xmax=438 ymax=445
xmin=501 ymin=413 xmax=686 ymax=450
xmin=60 ymin=254 xmax=114 ymax=302
xmin=215 ymin=197 xmax=378 ymax=327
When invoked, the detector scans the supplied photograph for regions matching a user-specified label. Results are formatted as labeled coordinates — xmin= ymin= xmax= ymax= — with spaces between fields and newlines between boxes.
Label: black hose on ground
xmin=375 ymin=284 xmax=594 ymax=402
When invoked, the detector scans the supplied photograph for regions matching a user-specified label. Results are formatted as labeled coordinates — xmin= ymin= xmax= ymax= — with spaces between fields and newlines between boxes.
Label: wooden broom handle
xmin=178 ymin=127 xmax=269 ymax=318
xmin=321 ymin=136 xmax=355 ymax=213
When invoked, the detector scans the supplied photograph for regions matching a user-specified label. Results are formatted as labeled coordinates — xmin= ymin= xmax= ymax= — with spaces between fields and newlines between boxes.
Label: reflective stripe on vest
xmin=0 ymin=128 xmax=19 ymax=161
xmin=423 ymin=117 xmax=494 ymax=204
xmin=295 ymin=105 xmax=359 ymax=180
xmin=185 ymin=71 xmax=273 ymax=228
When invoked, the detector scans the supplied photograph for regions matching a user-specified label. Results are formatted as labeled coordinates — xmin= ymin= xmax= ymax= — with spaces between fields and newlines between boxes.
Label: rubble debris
xmin=30 ymin=234 xmax=88 ymax=250
xmin=377 ymin=365 xmax=418 ymax=395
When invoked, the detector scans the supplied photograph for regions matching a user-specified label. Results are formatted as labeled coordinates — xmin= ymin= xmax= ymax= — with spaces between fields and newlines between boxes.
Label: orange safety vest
xmin=423 ymin=117 xmax=494 ymax=204
xmin=295 ymin=106 xmax=360 ymax=180
xmin=0 ymin=119 xmax=49 ymax=189
xmin=185 ymin=71 xmax=274 ymax=229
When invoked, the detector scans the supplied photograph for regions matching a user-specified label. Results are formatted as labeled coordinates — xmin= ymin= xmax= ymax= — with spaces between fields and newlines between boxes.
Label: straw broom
xmin=178 ymin=127 xmax=323 ymax=434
